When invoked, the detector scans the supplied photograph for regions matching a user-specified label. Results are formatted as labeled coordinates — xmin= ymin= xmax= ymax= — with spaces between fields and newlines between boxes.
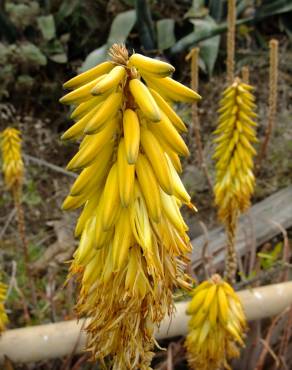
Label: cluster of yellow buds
xmin=0 ymin=127 xmax=24 ymax=190
xmin=60 ymin=44 xmax=200 ymax=368
xmin=213 ymin=78 xmax=257 ymax=224
xmin=213 ymin=78 xmax=258 ymax=282
xmin=0 ymin=282 xmax=8 ymax=332
xmin=185 ymin=274 xmax=247 ymax=370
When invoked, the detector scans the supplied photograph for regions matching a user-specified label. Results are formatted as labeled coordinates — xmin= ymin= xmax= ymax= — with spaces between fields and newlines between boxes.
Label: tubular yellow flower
xmin=0 ymin=282 xmax=9 ymax=333
xmin=61 ymin=44 xmax=201 ymax=369
xmin=185 ymin=274 xmax=247 ymax=370
xmin=213 ymin=78 xmax=257 ymax=281
xmin=0 ymin=127 xmax=24 ymax=190
xmin=0 ymin=128 xmax=32 ymax=290
xmin=214 ymin=78 xmax=257 ymax=219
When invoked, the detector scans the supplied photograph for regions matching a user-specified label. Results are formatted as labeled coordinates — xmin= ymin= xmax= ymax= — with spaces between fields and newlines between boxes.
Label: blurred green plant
xmin=0 ymin=0 xmax=112 ymax=100
xmin=79 ymin=0 xmax=292 ymax=77
xmin=80 ymin=9 xmax=136 ymax=72
xmin=258 ymin=242 xmax=283 ymax=270
xmin=0 ymin=0 xmax=291 ymax=101
xmin=23 ymin=179 xmax=41 ymax=206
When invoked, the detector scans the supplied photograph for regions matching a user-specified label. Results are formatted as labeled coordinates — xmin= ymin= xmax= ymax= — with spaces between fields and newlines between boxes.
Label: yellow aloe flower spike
xmin=60 ymin=43 xmax=201 ymax=369
xmin=213 ymin=78 xmax=257 ymax=282
xmin=0 ymin=127 xmax=24 ymax=190
xmin=0 ymin=128 xmax=34 ymax=293
xmin=0 ymin=282 xmax=9 ymax=333
xmin=185 ymin=274 xmax=247 ymax=370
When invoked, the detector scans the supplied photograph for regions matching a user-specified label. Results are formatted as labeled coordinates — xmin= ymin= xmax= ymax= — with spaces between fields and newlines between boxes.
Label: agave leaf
xmin=56 ymin=0 xmax=80 ymax=23
xmin=157 ymin=19 xmax=176 ymax=50
xmin=80 ymin=44 xmax=108 ymax=72
xmin=37 ymin=15 xmax=56 ymax=41
xmin=190 ymin=16 xmax=220 ymax=76
xmin=256 ymin=0 xmax=292 ymax=18
xmin=80 ymin=10 xmax=136 ymax=72
xmin=279 ymin=11 xmax=292 ymax=39
xmin=237 ymin=0 xmax=251 ymax=16
xmin=172 ymin=0 xmax=292 ymax=54
xmin=184 ymin=0 xmax=208 ymax=19
xmin=171 ymin=21 xmax=226 ymax=54
xmin=107 ymin=10 xmax=136 ymax=45
xmin=120 ymin=0 xmax=135 ymax=5
xmin=135 ymin=0 xmax=156 ymax=50
xmin=208 ymin=0 xmax=224 ymax=22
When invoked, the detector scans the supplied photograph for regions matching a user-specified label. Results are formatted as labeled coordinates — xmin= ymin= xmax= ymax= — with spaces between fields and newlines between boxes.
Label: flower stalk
xmin=186 ymin=47 xmax=212 ymax=192
xmin=227 ymin=0 xmax=236 ymax=84
xmin=241 ymin=66 xmax=249 ymax=84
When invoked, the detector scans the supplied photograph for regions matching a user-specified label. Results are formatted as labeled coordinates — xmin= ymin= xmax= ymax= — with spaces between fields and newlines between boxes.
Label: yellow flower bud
xmin=0 ymin=127 xmax=24 ymax=190
xmin=213 ymin=78 xmax=257 ymax=224
xmin=185 ymin=274 xmax=247 ymax=370
xmin=0 ymin=282 xmax=9 ymax=333
xmin=213 ymin=78 xmax=258 ymax=282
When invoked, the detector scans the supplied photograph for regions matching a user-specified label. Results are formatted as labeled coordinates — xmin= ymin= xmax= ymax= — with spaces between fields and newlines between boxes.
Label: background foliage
xmin=0 ymin=0 xmax=291 ymax=109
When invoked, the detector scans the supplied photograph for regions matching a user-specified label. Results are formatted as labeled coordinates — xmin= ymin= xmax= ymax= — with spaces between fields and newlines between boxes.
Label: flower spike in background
xmin=185 ymin=274 xmax=247 ymax=370
xmin=60 ymin=43 xmax=200 ymax=369
xmin=0 ymin=127 xmax=36 ymax=308
xmin=213 ymin=78 xmax=258 ymax=283
xmin=0 ymin=282 xmax=8 ymax=333
xmin=0 ymin=127 xmax=24 ymax=191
